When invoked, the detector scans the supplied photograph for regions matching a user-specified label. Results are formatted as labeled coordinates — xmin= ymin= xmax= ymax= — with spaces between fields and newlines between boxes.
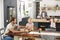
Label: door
xmin=7 ymin=6 xmax=16 ymax=23
xmin=4 ymin=6 xmax=17 ymax=27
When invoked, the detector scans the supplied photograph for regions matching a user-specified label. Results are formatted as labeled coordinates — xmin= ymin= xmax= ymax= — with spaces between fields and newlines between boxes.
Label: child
xmin=50 ymin=16 xmax=56 ymax=28
xmin=26 ymin=18 xmax=34 ymax=31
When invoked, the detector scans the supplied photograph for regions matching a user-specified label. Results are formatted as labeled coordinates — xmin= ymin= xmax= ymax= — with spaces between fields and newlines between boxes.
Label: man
xmin=3 ymin=17 xmax=21 ymax=40
xmin=40 ymin=9 xmax=48 ymax=19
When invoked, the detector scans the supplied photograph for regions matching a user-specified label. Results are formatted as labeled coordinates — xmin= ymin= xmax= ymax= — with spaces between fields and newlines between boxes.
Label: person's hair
xmin=10 ymin=17 xmax=16 ymax=22
xmin=28 ymin=18 xmax=32 ymax=22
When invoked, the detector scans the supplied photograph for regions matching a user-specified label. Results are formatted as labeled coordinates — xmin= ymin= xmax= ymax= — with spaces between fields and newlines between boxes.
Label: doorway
xmin=4 ymin=6 xmax=17 ymax=27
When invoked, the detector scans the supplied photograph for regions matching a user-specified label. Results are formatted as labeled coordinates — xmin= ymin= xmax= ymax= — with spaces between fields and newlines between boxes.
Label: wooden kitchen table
xmin=7 ymin=31 xmax=60 ymax=40
xmin=14 ymin=32 xmax=40 ymax=40
xmin=6 ymin=31 xmax=39 ymax=40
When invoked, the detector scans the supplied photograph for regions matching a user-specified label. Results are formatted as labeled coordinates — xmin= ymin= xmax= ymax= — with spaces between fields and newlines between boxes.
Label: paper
xmin=29 ymin=32 xmax=40 ymax=34
xmin=19 ymin=38 xmax=22 ymax=40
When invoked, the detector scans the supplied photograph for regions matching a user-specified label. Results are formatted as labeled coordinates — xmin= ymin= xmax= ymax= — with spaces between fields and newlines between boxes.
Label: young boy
xmin=50 ymin=16 xmax=56 ymax=28
xmin=26 ymin=18 xmax=34 ymax=31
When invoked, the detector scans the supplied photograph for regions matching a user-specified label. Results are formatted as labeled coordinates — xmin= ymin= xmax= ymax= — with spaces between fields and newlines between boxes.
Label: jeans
xmin=3 ymin=36 xmax=13 ymax=40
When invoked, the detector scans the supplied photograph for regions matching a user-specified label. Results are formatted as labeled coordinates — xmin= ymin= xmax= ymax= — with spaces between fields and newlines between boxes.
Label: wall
xmin=28 ymin=1 xmax=36 ymax=18
xmin=17 ymin=0 xmax=22 ymax=25
xmin=0 ymin=0 xmax=4 ymax=28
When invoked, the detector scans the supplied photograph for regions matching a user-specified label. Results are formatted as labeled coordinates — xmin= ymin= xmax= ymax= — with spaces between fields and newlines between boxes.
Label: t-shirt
xmin=4 ymin=23 xmax=17 ymax=35
xmin=42 ymin=13 xmax=45 ymax=18
xmin=26 ymin=23 xmax=34 ymax=30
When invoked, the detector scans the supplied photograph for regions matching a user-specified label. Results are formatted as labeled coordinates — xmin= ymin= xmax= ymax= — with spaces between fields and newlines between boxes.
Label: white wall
xmin=28 ymin=1 xmax=36 ymax=18
xmin=17 ymin=0 xmax=21 ymax=25
xmin=0 ymin=0 xmax=4 ymax=28
xmin=17 ymin=0 xmax=36 ymax=20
